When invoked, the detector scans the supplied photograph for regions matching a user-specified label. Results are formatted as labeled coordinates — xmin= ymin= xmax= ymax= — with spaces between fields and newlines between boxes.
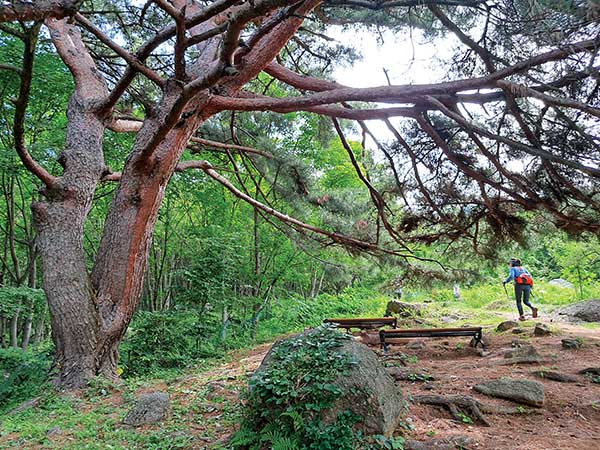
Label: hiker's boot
xmin=519 ymin=316 xmax=526 ymax=321
xmin=532 ymin=307 xmax=538 ymax=318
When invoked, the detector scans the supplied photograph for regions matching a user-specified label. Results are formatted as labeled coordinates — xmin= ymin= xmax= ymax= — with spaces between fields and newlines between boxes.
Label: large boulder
xmin=556 ymin=300 xmax=600 ymax=323
xmin=385 ymin=300 xmax=424 ymax=317
xmin=474 ymin=378 xmax=545 ymax=407
xmin=251 ymin=328 xmax=405 ymax=437
xmin=123 ymin=392 xmax=170 ymax=426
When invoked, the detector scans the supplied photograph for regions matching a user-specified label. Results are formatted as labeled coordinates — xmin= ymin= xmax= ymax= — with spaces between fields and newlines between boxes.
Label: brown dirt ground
xmin=204 ymin=318 xmax=600 ymax=450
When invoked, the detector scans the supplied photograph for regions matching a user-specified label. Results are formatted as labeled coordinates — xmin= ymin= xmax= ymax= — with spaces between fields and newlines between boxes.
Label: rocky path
xmin=193 ymin=318 xmax=600 ymax=449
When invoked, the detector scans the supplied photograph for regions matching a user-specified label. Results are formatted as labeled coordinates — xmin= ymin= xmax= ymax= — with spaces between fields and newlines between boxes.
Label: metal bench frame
xmin=379 ymin=327 xmax=485 ymax=352
xmin=323 ymin=317 xmax=397 ymax=331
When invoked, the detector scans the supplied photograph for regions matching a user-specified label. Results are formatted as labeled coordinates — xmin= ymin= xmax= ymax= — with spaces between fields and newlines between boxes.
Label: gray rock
xmin=533 ymin=323 xmax=551 ymax=336
xmin=512 ymin=327 xmax=527 ymax=334
xmin=549 ymin=278 xmax=575 ymax=289
xmin=562 ymin=338 xmax=582 ymax=349
xmin=497 ymin=320 xmax=519 ymax=332
xmin=474 ymin=378 xmax=545 ymax=407
xmin=504 ymin=345 xmax=539 ymax=360
xmin=253 ymin=330 xmax=405 ymax=437
xmin=497 ymin=345 xmax=541 ymax=365
xmin=9 ymin=397 xmax=40 ymax=415
xmin=47 ymin=426 xmax=62 ymax=437
xmin=385 ymin=300 xmax=424 ymax=317
xmin=407 ymin=340 xmax=426 ymax=350
xmin=123 ymin=392 xmax=170 ymax=426
xmin=557 ymin=300 xmax=600 ymax=323
xmin=531 ymin=370 xmax=578 ymax=383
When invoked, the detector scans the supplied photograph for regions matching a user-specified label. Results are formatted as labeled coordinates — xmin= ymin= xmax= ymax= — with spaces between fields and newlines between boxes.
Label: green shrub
xmin=256 ymin=287 xmax=388 ymax=341
xmin=120 ymin=311 xmax=219 ymax=377
xmin=231 ymin=327 xmax=364 ymax=450
xmin=0 ymin=345 xmax=53 ymax=413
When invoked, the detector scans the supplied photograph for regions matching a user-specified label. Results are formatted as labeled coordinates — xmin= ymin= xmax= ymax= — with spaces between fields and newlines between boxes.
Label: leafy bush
xmin=231 ymin=327 xmax=361 ymax=450
xmin=0 ymin=345 xmax=53 ymax=413
xmin=120 ymin=311 xmax=219 ymax=377
xmin=256 ymin=287 xmax=388 ymax=341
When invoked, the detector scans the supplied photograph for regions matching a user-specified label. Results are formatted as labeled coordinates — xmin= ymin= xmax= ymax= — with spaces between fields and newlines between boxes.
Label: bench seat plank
xmin=323 ymin=317 xmax=397 ymax=330
xmin=379 ymin=327 xmax=485 ymax=351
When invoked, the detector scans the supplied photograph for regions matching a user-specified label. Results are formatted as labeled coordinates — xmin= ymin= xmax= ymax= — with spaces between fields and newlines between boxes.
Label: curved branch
xmin=13 ymin=23 xmax=56 ymax=188
xmin=0 ymin=0 xmax=82 ymax=23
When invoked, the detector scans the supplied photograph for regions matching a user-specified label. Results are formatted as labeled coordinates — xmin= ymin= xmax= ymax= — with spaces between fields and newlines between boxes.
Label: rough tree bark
xmin=26 ymin=0 xmax=320 ymax=387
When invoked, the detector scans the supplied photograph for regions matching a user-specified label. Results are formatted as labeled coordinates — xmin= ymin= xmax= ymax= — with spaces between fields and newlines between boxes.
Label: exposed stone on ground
xmin=556 ymin=299 xmax=600 ymax=323
xmin=497 ymin=320 xmax=519 ymax=332
xmin=533 ymin=323 xmax=552 ymax=336
xmin=123 ymin=392 xmax=171 ymax=426
xmin=407 ymin=340 xmax=426 ymax=350
xmin=504 ymin=345 xmax=540 ymax=361
xmin=385 ymin=300 xmax=424 ymax=317
xmin=512 ymin=327 xmax=527 ymax=334
xmin=47 ymin=426 xmax=62 ymax=437
xmin=9 ymin=397 xmax=40 ymax=415
xmin=254 ymin=330 xmax=405 ymax=437
xmin=511 ymin=339 xmax=525 ymax=347
xmin=562 ymin=338 xmax=582 ymax=349
xmin=549 ymin=278 xmax=575 ymax=289
xmin=474 ymin=378 xmax=545 ymax=407
xmin=531 ymin=370 xmax=578 ymax=383
xmin=404 ymin=435 xmax=473 ymax=450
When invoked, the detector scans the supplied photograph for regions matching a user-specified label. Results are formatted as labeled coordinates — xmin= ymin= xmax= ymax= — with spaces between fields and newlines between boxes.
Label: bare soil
xmin=199 ymin=317 xmax=600 ymax=449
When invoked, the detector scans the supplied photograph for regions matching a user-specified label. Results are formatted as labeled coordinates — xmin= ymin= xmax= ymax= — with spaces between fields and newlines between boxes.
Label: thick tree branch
xmin=0 ymin=0 xmax=82 ymax=23
xmin=46 ymin=18 xmax=107 ymax=100
xmin=264 ymin=61 xmax=347 ymax=91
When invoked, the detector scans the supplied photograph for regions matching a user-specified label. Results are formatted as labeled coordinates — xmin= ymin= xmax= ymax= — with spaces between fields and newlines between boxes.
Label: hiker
xmin=503 ymin=258 xmax=538 ymax=321
xmin=393 ymin=280 xmax=403 ymax=299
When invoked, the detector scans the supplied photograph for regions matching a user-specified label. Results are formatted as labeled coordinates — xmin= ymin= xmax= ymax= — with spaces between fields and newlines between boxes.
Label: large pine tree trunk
xmin=32 ymin=94 xmax=105 ymax=387
xmin=90 ymin=89 xmax=212 ymax=378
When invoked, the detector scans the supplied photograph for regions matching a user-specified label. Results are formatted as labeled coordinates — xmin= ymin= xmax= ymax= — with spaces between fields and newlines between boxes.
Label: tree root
xmin=411 ymin=394 xmax=540 ymax=427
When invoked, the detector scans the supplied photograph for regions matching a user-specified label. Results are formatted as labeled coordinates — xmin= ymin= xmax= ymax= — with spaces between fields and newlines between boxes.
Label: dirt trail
xmin=195 ymin=318 xmax=600 ymax=449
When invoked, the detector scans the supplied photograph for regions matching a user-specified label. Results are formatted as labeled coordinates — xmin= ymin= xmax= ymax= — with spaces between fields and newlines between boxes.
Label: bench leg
xmin=474 ymin=331 xmax=486 ymax=351
xmin=379 ymin=330 xmax=388 ymax=353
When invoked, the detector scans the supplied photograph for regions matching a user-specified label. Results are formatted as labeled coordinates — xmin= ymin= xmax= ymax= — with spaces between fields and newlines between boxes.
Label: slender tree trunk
xmin=10 ymin=310 xmax=19 ymax=349
xmin=0 ymin=314 xmax=5 ymax=348
xmin=21 ymin=309 xmax=33 ymax=350
xmin=33 ymin=302 xmax=46 ymax=345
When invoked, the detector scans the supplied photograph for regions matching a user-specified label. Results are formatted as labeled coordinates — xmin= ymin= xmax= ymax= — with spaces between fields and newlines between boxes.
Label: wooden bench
xmin=323 ymin=317 xmax=397 ymax=331
xmin=379 ymin=327 xmax=485 ymax=352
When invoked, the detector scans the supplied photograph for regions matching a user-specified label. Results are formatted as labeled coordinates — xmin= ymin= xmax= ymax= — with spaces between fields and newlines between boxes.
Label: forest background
xmin=0 ymin=0 xmax=599 ymax=435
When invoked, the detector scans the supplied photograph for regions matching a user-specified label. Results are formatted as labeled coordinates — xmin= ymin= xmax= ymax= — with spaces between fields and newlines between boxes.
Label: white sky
xmin=328 ymin=26 xmax=459 ymax=145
